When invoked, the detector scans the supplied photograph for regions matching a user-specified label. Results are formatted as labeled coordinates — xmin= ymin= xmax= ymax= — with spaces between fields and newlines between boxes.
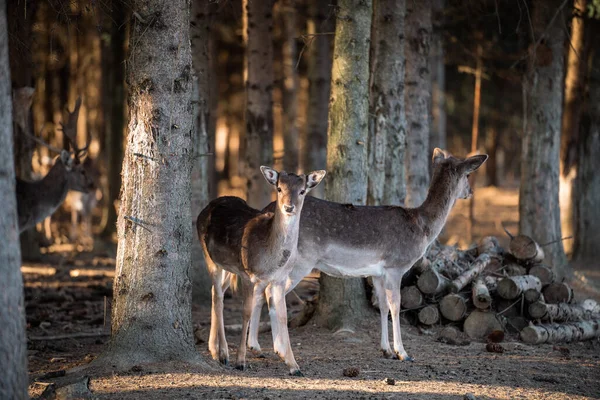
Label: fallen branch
xmin=28 ymin=331 xmax=110 ymax=341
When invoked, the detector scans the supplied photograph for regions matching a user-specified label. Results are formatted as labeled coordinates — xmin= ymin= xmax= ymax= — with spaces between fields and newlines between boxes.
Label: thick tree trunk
xmin=0 ymin=1 xmax=28 ymax=395
xmin=280 ymin=0 xmax=299 ymax=173
xmin=430 ymin=0 xmax=446 ymax=153
xmin=101 ymin=0 xmax=126 ymax=238
xmin=572 ymin=27 xmax=600 ymax=262
xmin=519 ymin=0 xmax=568 ymax=277
xmin=303 ymin=0 xmax=333 ymax=198
xmin=190 ymin=0 xmax=214 ymax=303
xmin=314 ymin=0 xmax=372 ymax=331
xmin=94 ymin=0 xmax=205 ymax=369
xmin=404 ymin=0 xmax=432 ymax=207
xmin=559 ymin=0 xmax=588 ymax=256
xmin=245 ymin=0 xmax=275 ymax=208
xmin=368 ymin=0 xmax=406 ymax=206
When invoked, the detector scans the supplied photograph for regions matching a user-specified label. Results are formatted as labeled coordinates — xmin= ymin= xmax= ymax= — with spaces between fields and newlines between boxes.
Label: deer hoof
xmin=234 ymin=363 xmax=247 ymax=371
xmin=382 ymin=350 xmax=398 ymax=359
xmin=219 ymin=355 xmax=229 ymax=366
xmin=399 ymin=354 xmax=414 ymax=362
xmin=290 ymin=369 xmax=304 ymax=377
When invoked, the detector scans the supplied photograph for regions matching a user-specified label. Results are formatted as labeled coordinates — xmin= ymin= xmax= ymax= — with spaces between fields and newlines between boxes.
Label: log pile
xmin=399 ymin=235 xmax=600 ymax=345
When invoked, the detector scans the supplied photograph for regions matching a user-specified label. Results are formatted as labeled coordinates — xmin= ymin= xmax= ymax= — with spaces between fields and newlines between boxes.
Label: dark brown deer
xmin=16 ymin=98 xmax=95 ymax=233
xmin=244 ymin=149 xmax=488 ymax=364
xmin=197 ymin=167 xmax=326 ymax=375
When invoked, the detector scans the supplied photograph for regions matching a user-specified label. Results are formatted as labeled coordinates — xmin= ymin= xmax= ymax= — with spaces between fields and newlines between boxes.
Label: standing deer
xmin=244 ymin=149 xmax=487 ymax=363
xmin=16 ymin=98 xmax=95 ymax=233
xmin=196 ymin=167 xmax=326 ymax=375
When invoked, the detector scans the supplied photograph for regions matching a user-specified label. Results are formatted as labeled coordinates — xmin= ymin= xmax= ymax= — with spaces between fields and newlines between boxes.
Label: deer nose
xmin=284 ymin=204 xmax=295 ymax=213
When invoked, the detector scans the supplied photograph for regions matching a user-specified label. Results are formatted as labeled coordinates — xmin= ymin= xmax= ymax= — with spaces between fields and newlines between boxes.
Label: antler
xmin=58 ymin=97 xmax=90 ymax=160
xmin=24 ymin=123 xmax=64 ymax=154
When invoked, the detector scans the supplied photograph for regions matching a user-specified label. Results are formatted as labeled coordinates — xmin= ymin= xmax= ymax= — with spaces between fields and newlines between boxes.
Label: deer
xmin=16 ymin=98 xmax=95 ymax=233
xmin=196 ymin=166 xmax=326 ymax=375
xmin=243 ymin=149 xmax=488 ymax=363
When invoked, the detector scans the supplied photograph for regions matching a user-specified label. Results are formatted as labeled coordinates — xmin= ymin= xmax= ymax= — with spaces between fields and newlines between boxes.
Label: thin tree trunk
xmin=485 ymin=126 xmax=498 ymax=186
xmin=303 ymin=0 xmax=333 ymax=198
xmin=0 ymin=0 xmax=28 ymax=395
xmin=245 ymin=0 xmax=275 ymax=208
xmin=430 ymin=0 xmax=446 ymax=152
xmin=467 ymin=44 xmax=483 ymax=242
xmin=404 ymin=0 xmax=432 ymax=207
xmin=368 ymin=0 xmax=406 ymax=206
xmin=314 ymin=0 xmax=372 ymax=331
xmin=190 ymin=0 xmax=214 ymax=303
xmin=519 ymin=0 xmax=568 ymax=278
xmin=560 ymin=0 xmax=588 ymax=256
xmin=93 ymin=0 xmax=206 ymax=369
xmin=280 ymin=0 xmax=299 ymax=173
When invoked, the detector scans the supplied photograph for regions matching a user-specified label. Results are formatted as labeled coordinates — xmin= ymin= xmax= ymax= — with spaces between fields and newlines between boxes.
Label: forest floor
xmin=25 ymin=187 xmax=600 ymax=399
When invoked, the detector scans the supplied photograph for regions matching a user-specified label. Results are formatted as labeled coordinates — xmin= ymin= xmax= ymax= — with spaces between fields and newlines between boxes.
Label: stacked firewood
xmin=399 ymin=234 xmax=600 ymax=345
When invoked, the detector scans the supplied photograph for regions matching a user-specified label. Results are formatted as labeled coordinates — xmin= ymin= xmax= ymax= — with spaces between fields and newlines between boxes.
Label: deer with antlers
xmin=16 ymin=98 xmax=95 ymax=233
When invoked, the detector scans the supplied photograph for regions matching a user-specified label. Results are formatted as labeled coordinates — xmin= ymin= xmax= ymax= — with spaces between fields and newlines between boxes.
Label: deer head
xmin=260 ymin=167 xmax=326 ymax=216
xmin=431 ymin=148 xmax=488 ymax=200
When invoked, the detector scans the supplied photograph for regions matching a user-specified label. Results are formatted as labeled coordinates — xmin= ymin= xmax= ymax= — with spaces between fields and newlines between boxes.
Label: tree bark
xmin=404 ymin=0 xmax=432 ymax=207
xmin=190 ymin=0 xmax=214 ymax=303
xmin=519 ymin=0 xmax=568 ymax=277
xmin=280 ymin=0 xmax=299 ymax=173
xmin=368 ymin=0 xmax=406 ymax=206
xmin=303 ymin=0 xmax=333 ymax=198
xmin=314 ymin=0 xmax=372 ymax=331
xmin=430 ymin=0 xmax=446 ymax=153
xmin=245 ymin=0 xmax=275 ymax=208
xmin=0 ymin=0 xmax=28 ymax=395
xmin=94 ymin=0 xmax=206 ymax=369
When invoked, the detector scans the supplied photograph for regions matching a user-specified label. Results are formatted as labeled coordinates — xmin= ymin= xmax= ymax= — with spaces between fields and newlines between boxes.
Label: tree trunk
xmin=519 ymin=0 xmax=568 ymax=277
xmin=190 ymin=0 xmax=214 ymax=303
xmin=559 ymin=0 xmax=588 ymax=256
xmin=368 ymin=0 xmax=406 ymax=206
xmin=430 ymin=0 xmax=446 ymax=153
xmin=280 ymin=0 xmax=299 ymax=173
xmin=404 ymin=0 xmax=432 ymax=207
xmin=0 ymin=0 xmax=28 ymax=395
xmin=572 ymin=24 xmax=600 ymax=262
xmin=245 ymin=0 xmax=275 ymax=208
xmin=101 ymin=0 xmax=126 ymax=239
xmin=94 ymin=0 xmax=206 ymax=369
xmin=314 ymin=0 xmax=372 ymax=331
xmin=303 ymin=0 xmax=333 ymax=198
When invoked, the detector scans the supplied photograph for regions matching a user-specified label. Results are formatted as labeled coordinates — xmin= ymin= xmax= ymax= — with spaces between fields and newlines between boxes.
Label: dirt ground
xmin=24 ymin=187 xmax=600 ymax=399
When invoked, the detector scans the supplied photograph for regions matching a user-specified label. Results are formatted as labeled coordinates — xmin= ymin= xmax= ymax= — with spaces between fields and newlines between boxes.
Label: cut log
xmin=439 ymin=294 xmax=467 ymax=321
xmin=483 ymin=275 xmax=499 ymax=291
xmin=437 ymin=326 xmax=469 ymax=346
xmin=483 ymin=257 xmax=503 ymax=275
xmin=401 ymin=286 xmax=423 ymax=309
xmin=448 ymin=254 xmax=491 ymax=293
xmin=524 ymin=288 xmax=543 ymax=303
xmin=497 ymin=275 xmax=542 ymax=300
xmin=504 ymin=263 xmax=527 ymax=277
xmin=417 ymin=268 xmax=449 ymax=295
xmin=528 ymin=301 xmax=598 ymax=321
xmin=477 ymin=236 xmax=502 ymax=256
xmin=581 ymin=299 xmax=600 ymax=314
xmin=472 ymin=278 xmax=492 ymax=310
xmin=464 ymin=310 xmax=504 ymax=339
xmin=418 ymin=305 xmax=439 ymax=325
xmin=509 ymin=234 xmax=545 ymax=262
xmin=528 ymin=264 xmax=555 ymax=286
xmin=543 ymin=282 xmax=573 ymax=304
xmin=520 ymin=319 xmax=600 ymax=344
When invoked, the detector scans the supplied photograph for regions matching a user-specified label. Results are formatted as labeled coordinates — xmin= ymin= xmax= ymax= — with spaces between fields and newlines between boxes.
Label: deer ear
xmin=60 ymin=150 xmax=73 ymax=170
xmin=260 ymin=166 xmax=279 ymax=186
xmin=432 ymin=148 xmax=446 ymax=165
xmin=305 ymin=170 xmax=326 ymax=191
xmin=461 ymin=154 xmax=488 ymax=174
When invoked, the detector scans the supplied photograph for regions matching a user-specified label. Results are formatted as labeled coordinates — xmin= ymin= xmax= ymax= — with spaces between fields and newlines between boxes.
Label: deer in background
xmin=16 ymin=98 xmax=95 ymax=233
xmin=244 ymin=149 xmax=488 ymax=363
xmin=197 ymin=167 xmax=326 ymax=375
xmin=67 ymin=155 xmax=102 ymax=242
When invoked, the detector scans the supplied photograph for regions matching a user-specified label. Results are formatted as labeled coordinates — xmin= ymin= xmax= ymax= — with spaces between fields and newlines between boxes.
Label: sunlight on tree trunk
xmin=280 ymin=0 xmax=299 ymax=173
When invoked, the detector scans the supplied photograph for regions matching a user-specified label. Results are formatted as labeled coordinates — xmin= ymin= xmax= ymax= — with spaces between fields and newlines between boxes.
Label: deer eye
xmin=277 ymin=187 xmax=282 ymax=192
xmin=300 ymin=190 xmax=306 ymax=195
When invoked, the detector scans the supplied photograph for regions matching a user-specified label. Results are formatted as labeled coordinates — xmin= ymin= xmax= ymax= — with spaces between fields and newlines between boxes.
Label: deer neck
xmin=42 ymin=161 xmax=70 ymax=207
xmin=416 ymin=173 xmax=458 ymax=240
xmin=267 ymin=204 xmax=301 ymax=255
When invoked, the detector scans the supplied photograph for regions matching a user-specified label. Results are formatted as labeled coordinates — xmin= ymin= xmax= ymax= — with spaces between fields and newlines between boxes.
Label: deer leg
xmin=207 ymin=260 xmax=229 ymax=365
xmin=235 ymin=279 xmax=253 ymax=371
xmin=267 ymin=281 xmax=302 ymax=376
xmin=372 ymin=277 xmax=393 ymax=359
xmin=247 ymin=285 xmax=266 ymax=354
xmin=386 ymin=277 xmax=413 ymax=362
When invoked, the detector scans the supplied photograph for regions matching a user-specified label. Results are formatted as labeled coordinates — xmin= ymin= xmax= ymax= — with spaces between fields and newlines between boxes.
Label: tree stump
xmin=464 ymin=310 xmax=503 ymax=339
xmin=448 ymin=253 xmax=491 ymax=293
xmin=417 ymin=268 xmax=449 ymax=295
xmin=418 ymin=305 xmax=439 ymax=325
xmin=439 ymin=294 xmax=467 ymax=321
xmin=520 ymin=319 xmax=600 ymax=344
xmin=528 ymin=264 xmax=554 ymax=286
xmin=497 ymin=275 xmax=542 ymax=300
xmin=543 ymin=282 xmax=573 ymax=304
xmin=509 ymin=234 xmax=545 ymax=262
xmin=400 ymin=286 xmax=423 ymax=309
xmin=472 ymin=278 xmax=492 ymax=310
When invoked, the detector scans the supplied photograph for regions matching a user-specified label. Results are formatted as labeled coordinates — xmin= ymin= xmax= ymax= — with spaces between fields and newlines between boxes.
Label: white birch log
xmin=509 ymin=234 xmax=545 ymax=262
xmin=448 ymin=253 xmax=491 ymax=293
xmin=524 ymin=288 xmax=544 ymax=303
xmin=472 ymin=278 xmax=492 ymax=310
xmin=417 ymin=267 xmax=450 ymax=295
xmin=401 ymin=285 xmax=424 ymax=309
xmin=520 ymin=319 xmax=600 ymax=344
xmin=543 ymin=282 xmax=573 ymax=304
xmin=439 ymin=293 xmax=467 ymax=321
xmin=418 ymin=305 xmax=440 ymax=325
xmin=528 ymin=264 xmax=555 ymax=285
xmin=497 ymin=275 xmax=542 ymax=300
xmin=529 ymin=301 xmax=600 ymax=321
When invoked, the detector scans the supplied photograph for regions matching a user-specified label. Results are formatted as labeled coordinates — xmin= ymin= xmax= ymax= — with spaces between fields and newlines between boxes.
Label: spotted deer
xmin=196 ymin=167 xmax=326 ymax=375
xmin=245 ymin=149 xmax=488 ymax=363
xmin=16 ymin=98 xmax=95 ymax=233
